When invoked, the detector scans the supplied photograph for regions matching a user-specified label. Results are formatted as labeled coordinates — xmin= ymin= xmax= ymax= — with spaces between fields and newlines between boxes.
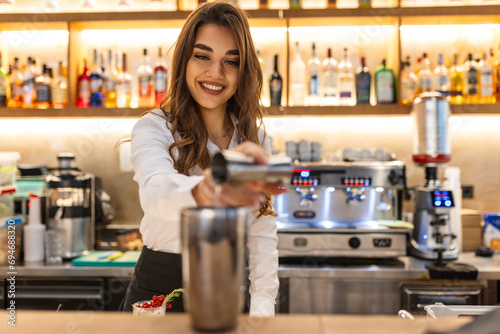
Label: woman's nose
xmin=206 ymin=61 xmax=224 ymax=79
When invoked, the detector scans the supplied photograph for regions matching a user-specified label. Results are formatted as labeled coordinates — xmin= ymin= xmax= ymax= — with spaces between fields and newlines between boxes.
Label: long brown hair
xmin=158 ymin=1 xmax=275 ymax=217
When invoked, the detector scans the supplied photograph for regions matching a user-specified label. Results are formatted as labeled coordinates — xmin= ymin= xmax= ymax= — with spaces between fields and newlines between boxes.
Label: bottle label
xmin=52 ymin=87 xmax=68 ymax=104
xmin=90 ymin=77 xmax=102 ymax=93
xmin=104 ymin=79 xmax=116 ymax=92
xmin=154 ymin=71 xmax=167 ymax=93
xmin=139 ymin=74 xmax=152 ymax=97
xmin=419 ymin=77 xmax=432 ymax=91
xmin=78 ymin=80 xmax=91 ymax=102
xmin=270 ymin=79 xmax=282 ymax=105
xmin=35 ymin=84 xmax=51 ymax=103
xmin=467 ymin=70 xmax=478 ymax=94
xmin=356 ymin=72 xmax=370 ymax=103
xmin=309 ymin=75 xmax=319 ymax=96
xmin=376 ymin=71 xmax=394 ymax=103
xmin=323 ymin=73 xmax=337 ymax=97
xmin=0 ymin=77 xmax=6 ymax=96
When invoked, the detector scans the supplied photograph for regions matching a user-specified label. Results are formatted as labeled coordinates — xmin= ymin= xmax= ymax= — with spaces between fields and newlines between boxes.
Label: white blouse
xmin=130 ymin=109 xmax=279 ymax=317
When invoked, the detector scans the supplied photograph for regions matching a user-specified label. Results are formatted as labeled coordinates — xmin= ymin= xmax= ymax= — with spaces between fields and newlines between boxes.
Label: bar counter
xmin=0 ymin=311 xmax=472 ymax=334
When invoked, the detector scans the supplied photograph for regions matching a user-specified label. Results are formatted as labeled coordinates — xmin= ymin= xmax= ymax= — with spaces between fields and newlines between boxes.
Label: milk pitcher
xmin=181 ymin=206 xmax=251 ymax=331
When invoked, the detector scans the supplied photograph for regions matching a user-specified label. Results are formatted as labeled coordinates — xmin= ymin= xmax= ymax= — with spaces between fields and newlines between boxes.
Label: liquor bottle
xmin=417 ymin=52 xmax=432 ymax=95
xmin=103 ymin=49 xmax=118 ymax=108
xmin=307 ymin=42 xmax=321 ymax=104
xmin=355 ymin=56 xmax=371 ymax=105
xmin=322 ymin=47 xmax=338 ymax=106
xmin=137 ymin=48 xmax=154 ymax=108
xmin=89 ymin=49 xmax=103 ymax=107
xmin=43 ymin=0 xmax=61 ymax=11
xmin=7 ymin=57 xmax=22 ymax=108
xmin=400 ymin=57 xmax=417 ymax=105
xmin=338 ymin=47 xmax=355 ymax=106
xmin=434 ymin=53 xmax=450 ymax=98
xmin=81 ymin=0 xmax=97 ymax=9
xmin=116 ymin=52 xmax=132 ymax=108
xmin=449 ymin=54 xmax=464 ymax=104
xmin=374 ymin=58 xmax=395 ymax=104
xmin=0 ymin=0 xmax=14 ymax=12
xmin=35 ymin=64 xmax=51 ymax=109
xmin=154 ymin=46 xmax=168 ymax=105
xmin=494 ymin=46 xmax=500 ymax=103
xmin=52 ymin=61 xmax=68 ymax=109
xmin=258 ymin=0 xmax=268 ymax=9
xmin=77 ymin=59 xmax=90 ymax=108
xmin=326 ymin=0 xmax=337 ymax=8
xmin=478 ymin=52 xmax=494 ymax=104
xmin=289 ymin=42 xmax=305 ymax=106
xmin=117 ymin=0 xmax=132 ymax=8
xmin=0 ymin=52 xmax=7 ymax=107
xmin=269 ymin=54 xmax=282 ymax=106
xmin=22 ymin=57 xmax=37 ymax=108
xmin=289 ymin=0 xmax=301 ymax=9
xmin=463 ymin=53 xmax=478 ymax=104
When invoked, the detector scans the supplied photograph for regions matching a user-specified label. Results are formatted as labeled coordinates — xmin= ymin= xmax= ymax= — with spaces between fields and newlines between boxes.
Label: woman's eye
xmin=226 ymin=60 xmax=239 ymax=67
xmin=194 ymin=54 xmax=209 ymax=60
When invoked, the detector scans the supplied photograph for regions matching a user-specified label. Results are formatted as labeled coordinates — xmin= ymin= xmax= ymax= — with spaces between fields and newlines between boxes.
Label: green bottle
xmin=375 ymin=59 xmax=395 ymax=104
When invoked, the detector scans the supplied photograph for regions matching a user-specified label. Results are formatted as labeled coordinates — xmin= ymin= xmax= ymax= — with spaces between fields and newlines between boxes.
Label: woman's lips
xmin=199 ymin=82 xmax=225 ymax=95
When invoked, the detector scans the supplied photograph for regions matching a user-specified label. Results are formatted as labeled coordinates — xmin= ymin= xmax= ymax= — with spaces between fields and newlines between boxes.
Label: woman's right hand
xmin=191 ymin=142 xmax=286 ymax=210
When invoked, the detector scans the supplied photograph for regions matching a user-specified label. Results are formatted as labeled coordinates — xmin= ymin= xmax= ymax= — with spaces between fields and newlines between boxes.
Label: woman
xmin=122 ymin=1 xmax=285 ymax=317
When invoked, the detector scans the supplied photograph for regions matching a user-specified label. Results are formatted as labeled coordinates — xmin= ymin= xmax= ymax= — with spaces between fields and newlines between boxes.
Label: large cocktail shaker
xmin=181 ymin=206 xmax=251 ymax=331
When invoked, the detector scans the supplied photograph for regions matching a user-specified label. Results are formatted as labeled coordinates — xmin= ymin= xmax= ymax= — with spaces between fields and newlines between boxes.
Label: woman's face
xmin=186 ymin=23 xmax=240 ymax=115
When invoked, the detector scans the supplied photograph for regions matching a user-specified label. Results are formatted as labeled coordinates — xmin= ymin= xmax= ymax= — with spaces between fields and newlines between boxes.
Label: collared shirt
xmin=130 ymin=109 xmax=278 ymax=317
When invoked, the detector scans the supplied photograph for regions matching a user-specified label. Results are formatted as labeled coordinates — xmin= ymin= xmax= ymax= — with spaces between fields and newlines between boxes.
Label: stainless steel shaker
xmin=211 ymin=150 xmax=292 ymax=184
xmin=181 ymin=206 xmax=251 ymax=331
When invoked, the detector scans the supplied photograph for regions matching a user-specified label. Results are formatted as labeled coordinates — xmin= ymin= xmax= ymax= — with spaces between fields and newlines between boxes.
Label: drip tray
xmin=279 ymin=256 xmax=406 ymax=268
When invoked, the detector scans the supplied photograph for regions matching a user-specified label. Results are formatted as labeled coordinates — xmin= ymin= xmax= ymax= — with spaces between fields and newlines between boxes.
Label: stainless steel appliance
xmin=409 ymin=92 xmax=459 ymax=260
xmin=274 ymin=161 xmax=409 ymax=258
xmin=46 ymin=153 xmax=95 ymax=259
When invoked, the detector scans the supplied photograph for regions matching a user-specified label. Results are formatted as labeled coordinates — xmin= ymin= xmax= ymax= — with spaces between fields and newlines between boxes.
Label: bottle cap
xmin=28 ymin=193 xmax=42 ymax=225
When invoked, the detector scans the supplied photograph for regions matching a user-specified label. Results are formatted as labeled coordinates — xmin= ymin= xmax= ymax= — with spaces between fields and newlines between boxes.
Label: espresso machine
xmin=274 ymin=161 xmax=409 ymax=258
xmin=409 ymin=92 xmax=459 ymax=261
xmin=46 ymin=153 xmax=95 ymax=259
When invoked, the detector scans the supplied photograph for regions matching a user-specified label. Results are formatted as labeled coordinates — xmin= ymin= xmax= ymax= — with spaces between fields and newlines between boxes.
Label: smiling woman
xmin=121 ymin=0 xmax=285 ymax=318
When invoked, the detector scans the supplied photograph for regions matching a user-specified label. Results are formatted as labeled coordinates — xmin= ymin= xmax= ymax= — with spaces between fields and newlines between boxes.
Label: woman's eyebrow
xmin=193 ymin=43 xmax=239 ymax=56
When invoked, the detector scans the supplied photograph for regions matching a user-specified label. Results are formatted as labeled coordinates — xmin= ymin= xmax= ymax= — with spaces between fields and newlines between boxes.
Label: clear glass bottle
xmin=355 ymin=56 xmax=371 ymax=105
xmin=52 ymin=61 xmax=68 ymax=109
xmin=434 ymin=53 xmax=450 ymax=98
xmin=269 ymin=54 xmax=282 ymax=106
xmin=89 ymin=49 xmax=103 ymax=107
xmin=137 ymin=48 xmax=154 ymax=108
xmin=374 ymin=58 xmax=395 ymax=104
xmin=307 ymin=42 xmax=321 ymax=104
xmin=289 ymin=0 xmax=301 ymax=8
xmin=154 ymin=46 xmax=168 ymax=106
xmin=400 ymin=56 xmax=417 ymax=105
xmin=338 ymin=47 xmax=355 ymax=106
xmin=7 ymin=57 xmax=23 ymax=108
xmin=35 ymin=64 xmax=51 ymax=109
xmin=417 ymin=52 xmax=432 ymax=95
xmin=117 ymin=0 xmax=132 ymax=8
xmin=463 ymin=53 xmax=478 ymax=104
xmin=22 ymin=57 xmax=36 ymax=108
xmin=103 ymin=49 xmax=118 ymax=108
xmin=478 ymin=52 xmax=494 ymax=104
xmin=0 ymin=52 xmax=7 ymax=107
xmin=322 ymin=47 xmax=338 ymax=106
xmin=81 ymin=0 xmax=97 ymax=10
xmin=289 ymin=41 xmax=305 ymax=106
xmin=77 ymin=58 xmax=90 ymax=108
xmin=116 ymin=52 xmax=132 ymax=108
xmin=449 ymin=54 xmax=464 ymax=105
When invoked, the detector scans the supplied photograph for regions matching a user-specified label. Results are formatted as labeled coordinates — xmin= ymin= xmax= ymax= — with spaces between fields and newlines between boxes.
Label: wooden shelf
xmin=1 ymin=104 xmax=498 ymax=118
xmin=0 ymin=6 xmax=499 ymax=23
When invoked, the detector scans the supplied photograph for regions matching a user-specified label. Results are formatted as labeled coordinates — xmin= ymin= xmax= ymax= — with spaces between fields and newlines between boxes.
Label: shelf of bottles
xmin=1 ymin=0 xmax=500 ymax=117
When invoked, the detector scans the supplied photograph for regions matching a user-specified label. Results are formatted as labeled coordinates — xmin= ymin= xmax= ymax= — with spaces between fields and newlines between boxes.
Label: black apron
xmin=121 ymin=246 xmax=184 ymax=312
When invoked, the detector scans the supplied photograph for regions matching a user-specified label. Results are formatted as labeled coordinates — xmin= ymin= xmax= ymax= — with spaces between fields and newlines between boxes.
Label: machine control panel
xmin=291 ymin=169 xmax=319 ymax=186
xmin=431 ymin=190 xmax=454 ymax=208
xmin=342 ymin=177 xmax=371 ymax=187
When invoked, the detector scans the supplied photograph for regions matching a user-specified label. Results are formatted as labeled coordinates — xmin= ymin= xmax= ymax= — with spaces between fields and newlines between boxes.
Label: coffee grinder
xmin=410 ymin=92 xmax=459 ymax=261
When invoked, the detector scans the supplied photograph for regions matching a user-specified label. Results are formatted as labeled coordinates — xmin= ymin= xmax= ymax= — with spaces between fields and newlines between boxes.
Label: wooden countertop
xmin=0 ymin=311 xmax=472 ymax=334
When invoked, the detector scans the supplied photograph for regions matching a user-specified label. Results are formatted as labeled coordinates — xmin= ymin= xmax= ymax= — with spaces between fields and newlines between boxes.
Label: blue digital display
xmin=432 ymin=190 xmax=454 ymax=208
xmin=300 ymin=171 xmax=310 ymax=178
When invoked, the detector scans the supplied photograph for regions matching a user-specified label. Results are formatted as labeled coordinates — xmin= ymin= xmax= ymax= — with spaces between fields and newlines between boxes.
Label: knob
xmin=388 ymin=170 xmax=400 ymax=185
xmin=348 ymin=237 xmax=361 ymax=249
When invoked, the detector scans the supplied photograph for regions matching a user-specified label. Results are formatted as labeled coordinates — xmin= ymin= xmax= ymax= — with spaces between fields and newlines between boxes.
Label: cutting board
xmin=71 ymin=251 xmax=140 ymax=267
